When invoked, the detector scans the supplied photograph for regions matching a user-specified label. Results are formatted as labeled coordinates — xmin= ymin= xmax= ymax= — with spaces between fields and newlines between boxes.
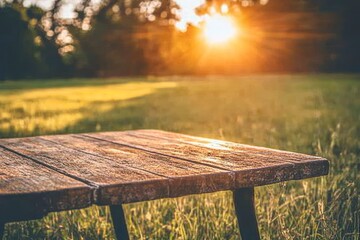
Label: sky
xmin=23 ymin=0 xmax=100 ymax=18
xmin=22 ymin=0 xmax=206 ymax=31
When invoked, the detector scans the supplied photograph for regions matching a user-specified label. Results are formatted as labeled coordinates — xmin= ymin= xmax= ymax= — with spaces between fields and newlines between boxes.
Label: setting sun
xmin=203 ymin=15 xmax=237 ymax=44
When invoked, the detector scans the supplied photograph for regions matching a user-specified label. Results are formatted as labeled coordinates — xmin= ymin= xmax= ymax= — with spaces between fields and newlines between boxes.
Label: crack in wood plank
xmin=0 ymin=130 xmax=329 ymax=217
xmin=41 ymin=135 xmax=235 ymax=198
xmin=85 ymin=130 xmax=329 ymax=188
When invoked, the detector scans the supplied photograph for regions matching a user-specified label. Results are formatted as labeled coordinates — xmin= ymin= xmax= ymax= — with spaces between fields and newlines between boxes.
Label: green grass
xmin=0 ymin=74 xmax=359 ymax=239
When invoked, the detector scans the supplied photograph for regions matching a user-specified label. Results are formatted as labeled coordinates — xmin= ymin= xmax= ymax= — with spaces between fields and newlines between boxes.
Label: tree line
xmin=0 ymin=0 xmax=359 ymax=80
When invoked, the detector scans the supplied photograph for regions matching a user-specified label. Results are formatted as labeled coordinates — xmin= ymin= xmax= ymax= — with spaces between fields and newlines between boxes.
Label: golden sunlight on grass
xmin=0 ymin=81 xmax=177 ymax=134
xmin=1 ymin=76 xmax=359 ymax=239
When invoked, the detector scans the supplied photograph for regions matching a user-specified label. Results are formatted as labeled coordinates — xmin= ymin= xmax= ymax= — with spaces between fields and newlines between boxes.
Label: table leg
xmin=233 ymin=188 xmax=260 ymax=240
xmin=110 ymin=205 xmax=130 ymax=240
xmin=0 ymin=222 xmax=4 ymax=240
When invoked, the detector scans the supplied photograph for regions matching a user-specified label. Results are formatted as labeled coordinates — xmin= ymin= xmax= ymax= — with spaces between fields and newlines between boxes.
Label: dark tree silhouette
xmin=0 ymin=2 xmax=67 ymax=79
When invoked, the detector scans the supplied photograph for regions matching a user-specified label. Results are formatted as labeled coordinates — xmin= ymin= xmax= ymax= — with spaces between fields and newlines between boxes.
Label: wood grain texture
xmin=86 ymin=130 xmax=329 ymax=188
xmin=41 ymin=135 xmax=235 ymax=198
xmin=0 ymin=147 xmax=91 ymax=222
xmin=0 ymin=137 xmax=168 ymax=205
xmin=0 ymin=129 xmax=329 ymax=218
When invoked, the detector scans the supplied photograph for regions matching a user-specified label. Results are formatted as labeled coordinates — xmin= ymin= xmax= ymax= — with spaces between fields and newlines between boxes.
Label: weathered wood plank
xmin=0 ymin=138 xmax=168 ymax=205
xmin=128 ymin=130 xmax=330 ymax=185
xmin=132 ymin=130 xmax=325 ymax=163
xmin=41 ymin=135 xmax=235 ymax=198
xmin=85 ymin=130 xmax=329 ymax=187
xmin=86 ymin=132 xmax=293 ymax=169
xmin=0 ymin=129 xmax=329 ymax=211
xmin=0 ymin=147 xmax=91 ymax=222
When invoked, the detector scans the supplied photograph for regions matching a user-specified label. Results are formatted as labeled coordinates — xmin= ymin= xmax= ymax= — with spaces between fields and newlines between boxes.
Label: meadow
xmin=0 ymin=74 xmax=359 ymax=239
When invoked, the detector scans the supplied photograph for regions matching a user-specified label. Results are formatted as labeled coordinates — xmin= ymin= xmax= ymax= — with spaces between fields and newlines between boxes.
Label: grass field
xmin=0 ymin=74 xmax=359 ymax=239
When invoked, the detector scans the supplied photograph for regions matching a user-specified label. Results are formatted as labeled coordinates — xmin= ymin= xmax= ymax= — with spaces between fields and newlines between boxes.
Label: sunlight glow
xmin=174 ymin=0 xmax=205 ymax=32
xmin=220 ymin=4 xmax=229 ymax=14
xmin=203 ymin=15 xmax=237 ymax=44
xmin=205 ymin=140 xmax=231 ymax=150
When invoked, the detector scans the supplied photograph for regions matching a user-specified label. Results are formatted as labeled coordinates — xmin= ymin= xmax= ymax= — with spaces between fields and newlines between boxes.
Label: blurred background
xmin=0 ymin=0 xmax=359 ymax=79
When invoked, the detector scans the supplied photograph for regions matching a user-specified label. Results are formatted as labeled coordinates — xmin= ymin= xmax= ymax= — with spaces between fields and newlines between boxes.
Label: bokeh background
xmin=1 ymin=0 xmax=360 ymax=79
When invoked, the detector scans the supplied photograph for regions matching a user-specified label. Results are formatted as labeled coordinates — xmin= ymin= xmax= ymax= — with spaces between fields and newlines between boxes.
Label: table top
xmin=0 ymin=130 xmax=328 ymax=221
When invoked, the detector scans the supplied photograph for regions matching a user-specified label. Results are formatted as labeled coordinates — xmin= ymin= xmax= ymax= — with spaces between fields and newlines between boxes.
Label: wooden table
xmin=0 ymin=130 xmax=329 ymax=240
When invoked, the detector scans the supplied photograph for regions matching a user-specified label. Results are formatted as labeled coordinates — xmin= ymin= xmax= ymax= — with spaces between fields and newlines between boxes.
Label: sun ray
xmin=203 ymin=14 xmax=238 ymax=44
